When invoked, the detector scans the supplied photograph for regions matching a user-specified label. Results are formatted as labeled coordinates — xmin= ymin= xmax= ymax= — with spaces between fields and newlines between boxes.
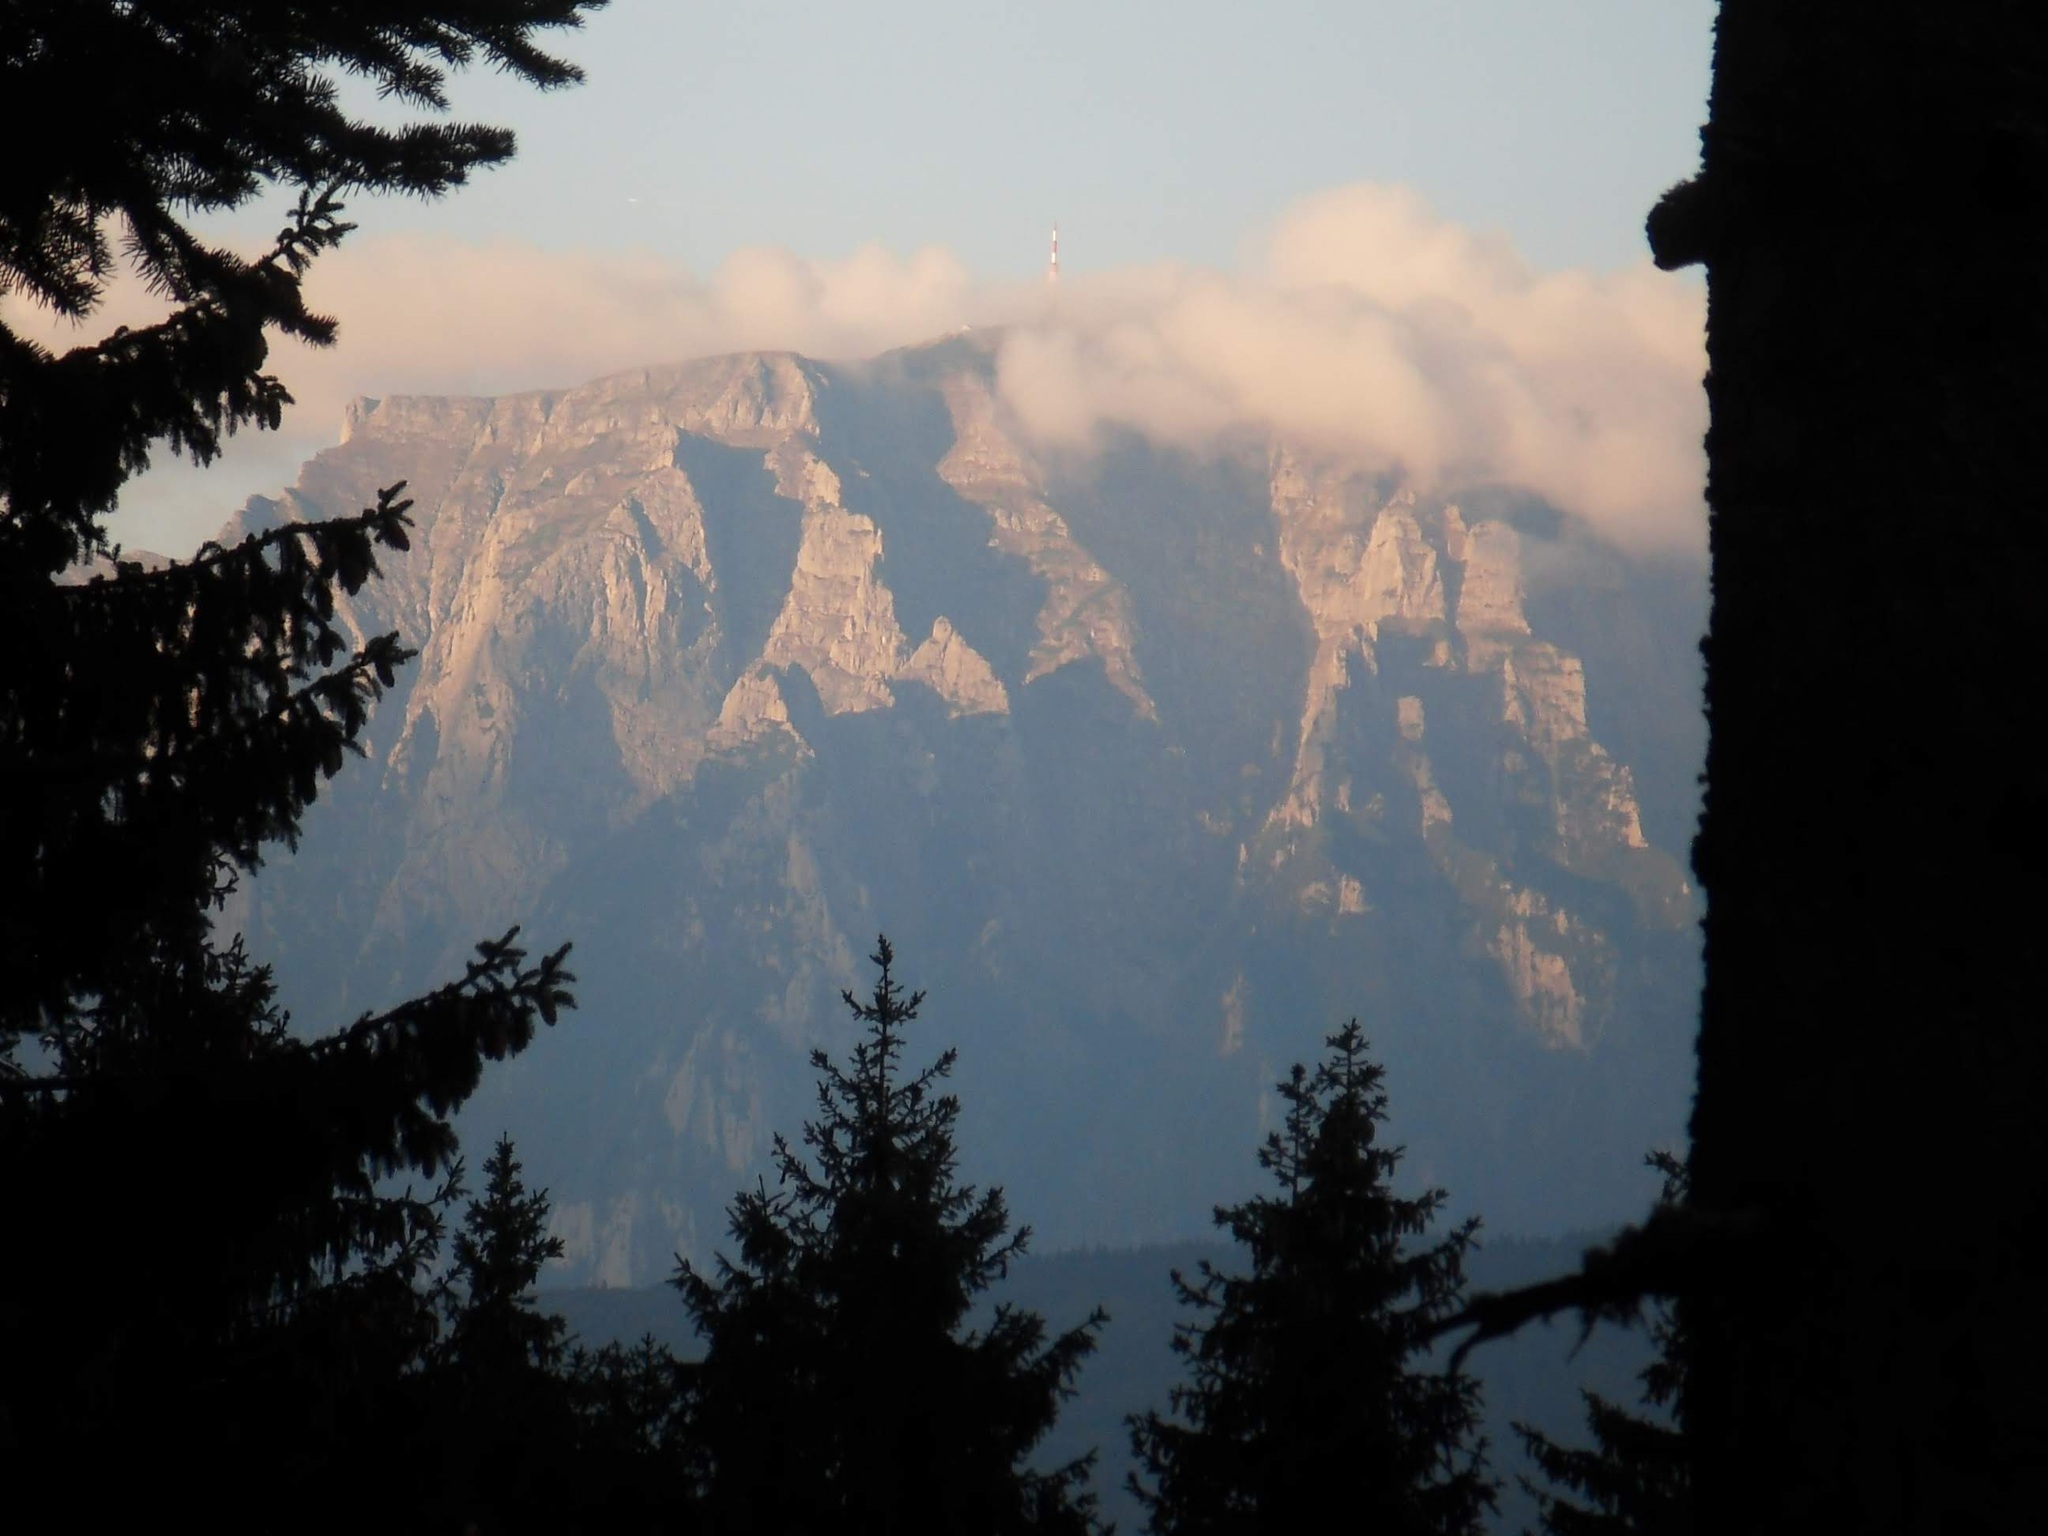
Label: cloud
xmin=3 ymin=184 xmax=1704 ymax=555
xmin=279 ymin=236 xmax=982 ymax=409
xmin=995 ymin=186 xmax=1705 ymax=553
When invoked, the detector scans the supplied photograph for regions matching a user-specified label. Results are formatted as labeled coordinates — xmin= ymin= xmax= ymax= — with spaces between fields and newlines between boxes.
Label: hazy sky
xmin=368 ymin=0 xmax=1715 ymax=278
xmin=35 ymin=0 xmax=1717 ymax=552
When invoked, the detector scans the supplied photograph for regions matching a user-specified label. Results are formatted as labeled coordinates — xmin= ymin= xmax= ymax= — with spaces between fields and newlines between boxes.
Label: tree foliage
xmin=445 ymin=1134 xmax=573 ymax=1382
xmin=564 ymin=1333 xmax=702 ymax=1532
xmin=1129 ymin=1021 xmax=1495 ymax=1536
xmin=0 ymin=3 xmax=602 ymax=1522
xmin=433 ymin=1136 xmax=696 ymax=1535
xmin=0 ymin=1 xmax=599 ymax=569
xmin=676 ymin=936 xmax=1107 ymax=1536
xmin=1515 ymin=1153 xmax=1692 ymax=1536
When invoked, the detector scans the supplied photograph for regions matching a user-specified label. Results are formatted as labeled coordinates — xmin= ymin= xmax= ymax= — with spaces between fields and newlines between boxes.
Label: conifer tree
xmin=675 ymin=936 xmax=1107 ymax=1536
xmin=1129 ymin=1021 xmax=1494 ymax=1536
xmin=1514 ymin=1153 xmax=1691 ymax=1536
xmin=566 ymin=1334 xmax=702 ymax=1532
xmin=435 ymin=1136 xmax=697 ymax=1534
xmin=446 ymin=1135 xmax=574 ymax=1382
xmin=0 ymin=5 xmax=602 ymax=1523
xmin=433 ymin=1137 xmax=577 ymax=1532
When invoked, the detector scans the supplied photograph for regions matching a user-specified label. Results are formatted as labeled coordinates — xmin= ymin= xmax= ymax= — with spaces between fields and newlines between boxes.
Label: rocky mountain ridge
xmin=231 ymin=334 xmax=1704 ymax=1284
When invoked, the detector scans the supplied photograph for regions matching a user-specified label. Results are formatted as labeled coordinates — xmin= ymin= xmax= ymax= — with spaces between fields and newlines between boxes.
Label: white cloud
xmin=3 ymin=184 xmax=1704 ymax=555
xmin=995 ymin=186 xmax=1705 ymax=552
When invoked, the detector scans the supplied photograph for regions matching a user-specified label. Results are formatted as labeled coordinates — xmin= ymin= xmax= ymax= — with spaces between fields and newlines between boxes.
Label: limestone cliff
xmin=1254 ymin=458 xmax=1691 ymax=1047
xmin=936 ymin=375 xmax=1154 ymax=716
xmin=235 ymin=335 xmax=1703 ymax=1285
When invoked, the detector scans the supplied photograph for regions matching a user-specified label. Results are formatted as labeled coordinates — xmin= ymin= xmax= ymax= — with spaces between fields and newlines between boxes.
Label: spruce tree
xmin=433 ymin=1137 xmax=577 ymax=1533
xmin=1129 ymin=1021 xmax=1494 ymax=1536
xmin=0 ymin=5 xmax=601 ymax=1523
xmin=446 ymin=1135 xmax=574 ymax=1383
xmin=435 ymin=1137 xmax=697 ymax=1534
xmin=566 ymin=1334 xmax=701 ymax=1533
xmin=675 ymin=936 xmax=1108 ymax=1536
xmin=1515 ymin=1154 xmax=1692 ymax=1536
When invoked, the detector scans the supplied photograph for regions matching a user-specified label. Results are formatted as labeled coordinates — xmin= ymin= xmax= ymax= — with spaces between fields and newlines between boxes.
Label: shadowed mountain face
xmin=229 ymin=334 xmax=1704 ymax=1284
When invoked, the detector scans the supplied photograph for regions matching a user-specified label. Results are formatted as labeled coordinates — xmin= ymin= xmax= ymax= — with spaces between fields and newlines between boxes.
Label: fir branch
xmin=1436 ymin=1201 xmax=1767 ymax=1373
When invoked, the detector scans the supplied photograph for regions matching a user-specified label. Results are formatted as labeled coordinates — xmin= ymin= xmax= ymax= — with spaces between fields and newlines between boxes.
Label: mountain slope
xmin=231 ymin=333 xmax=1704 ymax=1283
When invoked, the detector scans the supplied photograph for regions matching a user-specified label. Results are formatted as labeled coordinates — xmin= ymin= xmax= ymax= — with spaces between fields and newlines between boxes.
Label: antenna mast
xmin=1047 ymin=222 xmax=1059 ymax=285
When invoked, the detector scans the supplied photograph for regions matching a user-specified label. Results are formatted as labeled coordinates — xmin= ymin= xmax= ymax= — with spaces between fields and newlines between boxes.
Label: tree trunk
xmin=1663 ymin=5 xmax=2048 ymax=1531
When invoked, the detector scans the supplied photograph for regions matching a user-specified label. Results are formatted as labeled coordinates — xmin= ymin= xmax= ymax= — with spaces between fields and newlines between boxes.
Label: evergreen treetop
xmin=1130 ymin=1020 xmax=1495 ymax=1536
xmin=676 ymin=936 xmax=1107 ymax=1536
xmin=446 ymin=1134 xmax=573 ymax=1381
xmin=433 ymin=1135 xmax=697 ymax=1535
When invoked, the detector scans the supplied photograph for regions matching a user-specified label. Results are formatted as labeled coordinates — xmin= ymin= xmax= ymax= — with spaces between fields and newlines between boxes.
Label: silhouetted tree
xmin=434 ymin=1137 xmax=697 ymax=1535
xmin=1424 ymin=10 xmax=2048 ymax=1531
xmin=1515 ymin=1154 xmax=1691 ymax=1536
xmin=432 ymin=1137 xmax=577 ymax=1533
xmin=676 ymin=936 xmax=1107 ymax=1536
xmin=0 ymin=4 xmax=601 ymax=1524
xmin=566 ymin=1334 xmax=702 ymax=1533
xmin=1129 ymin=1021 xmax=1494 ymax=1536
xmin=1641 ymin=7 xmax=2048 ymax=1530
xmin=446 ymin=1136 xmax=574 ymax=1380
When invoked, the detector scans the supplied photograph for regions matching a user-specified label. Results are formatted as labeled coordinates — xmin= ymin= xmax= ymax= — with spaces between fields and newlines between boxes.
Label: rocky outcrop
xmin=236 ymin=337 xmax=1703 ymax=1284
xmin=1251 ymin=453 xmax=1687 ymax=1045
xmin=900 ymin=616 xmax=1008 ymax=716
xmin=937 ymin=376 xmax=1154 ymax=716
xmin=1265 ymin=457 xmax=1452 ymax=833
xmin=710 ymin=668 xmax=800 ymax=750
xmin=760 ymin=453 xmax=908 ymax=714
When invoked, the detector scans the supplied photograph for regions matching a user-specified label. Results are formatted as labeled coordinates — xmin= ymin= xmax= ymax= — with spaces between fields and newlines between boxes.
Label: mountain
xmin=227 ymin=332 xmax=1705 ymax=1284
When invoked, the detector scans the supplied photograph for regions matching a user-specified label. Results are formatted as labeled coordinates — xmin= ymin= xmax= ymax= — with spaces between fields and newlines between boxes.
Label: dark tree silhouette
xmin=1445 ymin=9 xmax=2048 ymax=1532
xmin=0 ymin=4 xmax=601 ymax=1523
xmin=564 ymin=1334 xmax=701 ymax=1533
xmin=435 ymin=1137 xmax=697 ymax=1535
xmin=446 ymin=1135 xmax=574 ymax=1382
xmin=1129 ymin=1021 xmax=1494 ymax=1536
xmin=675 ymin=936 xmax=1107 ymax=1536
xmin=432 ymin=1137 xmax=577 ymax=1532
xmin=1515 ymin=1154 xmax=1691 ymax=1536
xmin=1643 ymin=7 xmax=2048 ymax=1531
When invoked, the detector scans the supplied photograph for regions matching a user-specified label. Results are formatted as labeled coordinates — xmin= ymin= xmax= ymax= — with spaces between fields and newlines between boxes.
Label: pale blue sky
xmin=109 ymin=0 xmax=1715 ymax=551
xmin=337 ymin=0 xmax=1712 ymax=277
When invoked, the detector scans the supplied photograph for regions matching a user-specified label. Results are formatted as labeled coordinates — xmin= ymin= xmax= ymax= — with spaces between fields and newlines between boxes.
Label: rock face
xmin=233 ymin=334 xmax=1705 ymax=1285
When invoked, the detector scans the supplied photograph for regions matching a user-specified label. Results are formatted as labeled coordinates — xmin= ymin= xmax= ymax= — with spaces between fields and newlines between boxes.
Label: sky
xmin=11 ymin=0 xmax=1717 ymax=554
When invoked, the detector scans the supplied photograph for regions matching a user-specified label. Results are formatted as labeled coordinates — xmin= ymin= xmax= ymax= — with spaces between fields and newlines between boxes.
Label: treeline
xmin=546 ymin=1234 xmax=1664 ymax=1536
xmin=7 ymin=917 xmax=1687 ymax=1534
xmin=302 ymin=935 xmax=1591 ymax=1535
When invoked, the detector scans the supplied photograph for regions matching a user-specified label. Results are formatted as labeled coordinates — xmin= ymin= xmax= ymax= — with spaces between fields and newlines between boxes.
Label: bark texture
xmin=1662 ymin=6 xmax=2048 ymax=1531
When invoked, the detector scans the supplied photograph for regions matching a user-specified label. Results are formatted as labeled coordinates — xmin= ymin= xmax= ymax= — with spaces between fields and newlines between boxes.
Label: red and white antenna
xmin=1047 ymin=222 xmax=1060 ymax=285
